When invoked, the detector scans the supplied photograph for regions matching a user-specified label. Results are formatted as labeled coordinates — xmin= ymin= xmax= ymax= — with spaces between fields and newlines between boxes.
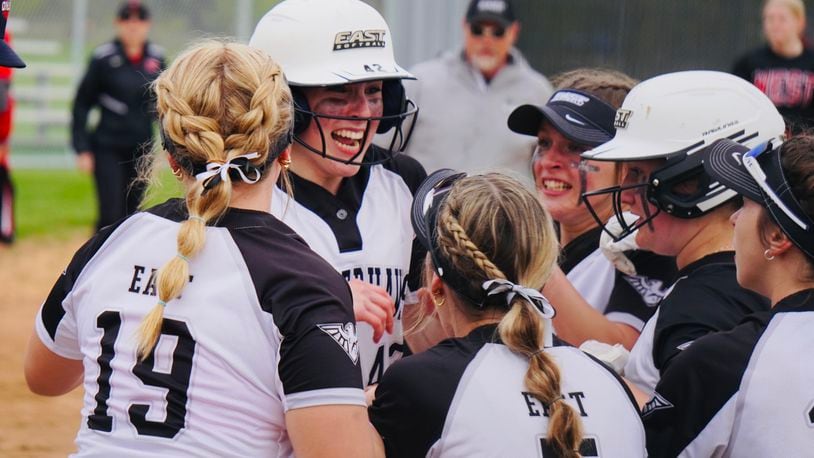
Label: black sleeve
xmin=643 ymin=315 xmax=768 ymax=457
xmin=369 ymin=350 xmax=455 ymax=458
xmin=71 ymin=55 xmax=104 ymax=153
xmin=232 ymin=228 xmax=364 ymax=400
xmin=40 ymin=221 xmax=122 ymax=341
xmin=605 ymin=251 xmax=675 ymax=327
xmin=652 ymin=280 xmax=759 ymax=373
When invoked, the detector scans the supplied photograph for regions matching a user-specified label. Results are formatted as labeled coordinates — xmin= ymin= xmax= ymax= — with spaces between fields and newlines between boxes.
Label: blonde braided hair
xmin=135 ymin=40 xmax=293 ymax=359
xmin=434 ymin=174 xmax=583 ymax=458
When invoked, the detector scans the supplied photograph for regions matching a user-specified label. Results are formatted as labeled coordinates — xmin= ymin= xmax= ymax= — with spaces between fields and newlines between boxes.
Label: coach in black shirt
xmin=71 ymin=1 xmax=165 ymax=230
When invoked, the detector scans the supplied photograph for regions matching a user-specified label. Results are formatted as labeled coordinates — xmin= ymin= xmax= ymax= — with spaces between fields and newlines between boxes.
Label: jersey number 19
xmin=88 ymin=310 xmax=196 ymax=439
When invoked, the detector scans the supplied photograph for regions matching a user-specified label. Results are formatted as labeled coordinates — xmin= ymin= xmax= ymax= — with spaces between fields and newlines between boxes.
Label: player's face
xmin=763 ymin=3 xmax=803 ymax=48
xmin=731 ymin=198 xmax=768 ymax=293
xmin=115 ymin=16 xmax=151 ymax=48
xmin=463 ymin=20 xmax=518 ymax=74
xmin=619 ymin=159 xmax=686 ymax=255
xmin=532 ymin=123 xmax=618 ymax=232
xmin=295 ymin=81 xmax=384 ymax=180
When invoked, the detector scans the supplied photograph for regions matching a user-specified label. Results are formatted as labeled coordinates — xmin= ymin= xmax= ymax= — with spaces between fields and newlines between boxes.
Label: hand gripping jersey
xmin=643 ymin=289 xmax=814 ymax=457
xmin=35 ymin=200 xmax=364 ymax=456
xmin=369 ymin=325 xmax=646 ymax=458
xmin=624 ymin=252 xmax=769 ymax=396
xmin=271 ymin=146 xmax=427 ymax=386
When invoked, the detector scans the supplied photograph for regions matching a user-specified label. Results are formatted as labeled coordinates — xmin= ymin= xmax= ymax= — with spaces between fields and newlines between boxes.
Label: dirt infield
xmin=1 ymin=232 xmax=89 ymax=457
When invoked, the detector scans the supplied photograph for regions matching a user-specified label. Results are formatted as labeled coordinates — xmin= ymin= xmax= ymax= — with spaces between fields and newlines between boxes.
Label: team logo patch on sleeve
xmin=641 ymin=392 xmax=674 ymax=417
xmin=317 ymin=322 xmax=359 ymax=364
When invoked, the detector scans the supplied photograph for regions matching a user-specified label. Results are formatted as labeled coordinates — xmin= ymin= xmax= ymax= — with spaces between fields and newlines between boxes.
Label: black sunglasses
xmin=470 ymin=23 xmax=506 ymax=38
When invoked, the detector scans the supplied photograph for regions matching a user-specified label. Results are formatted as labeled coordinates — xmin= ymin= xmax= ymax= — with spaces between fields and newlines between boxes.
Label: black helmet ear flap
xmin=292 ymin=87 xmax=312 ymax=135
xmin=377 ymin=80 xmax=407 ymax=134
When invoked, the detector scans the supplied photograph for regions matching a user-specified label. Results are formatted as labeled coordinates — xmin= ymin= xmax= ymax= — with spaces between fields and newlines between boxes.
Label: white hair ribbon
xmin=483 ymin=278 xmax=556 ymax=347
xmin=195 ymin=152 xmax=262 ymax=190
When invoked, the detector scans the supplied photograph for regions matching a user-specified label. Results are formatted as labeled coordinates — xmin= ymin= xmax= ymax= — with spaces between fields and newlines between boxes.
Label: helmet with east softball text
xmin=580 ymin=70 xmax=785 ymax=241
xmin=249 ymin=0 xmax=418 ymax=165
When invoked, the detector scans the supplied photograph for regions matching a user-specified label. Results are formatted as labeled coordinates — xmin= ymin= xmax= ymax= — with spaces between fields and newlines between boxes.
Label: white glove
xmin=599 ymin=212 xmax=639 ymax=276
xmin=579 ymin=340 xmax=630 ymax=375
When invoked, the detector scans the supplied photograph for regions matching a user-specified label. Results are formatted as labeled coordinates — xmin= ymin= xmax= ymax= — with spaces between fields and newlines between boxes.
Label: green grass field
xmin=12 ymin=168 xmax=182 ymax=240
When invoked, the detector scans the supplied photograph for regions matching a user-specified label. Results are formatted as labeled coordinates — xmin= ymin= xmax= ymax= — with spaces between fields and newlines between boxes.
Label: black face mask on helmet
xmin=581 ymin=145 xmax=739 ymax=242
xmin=291 ymin=80 xmax=419 ymax=166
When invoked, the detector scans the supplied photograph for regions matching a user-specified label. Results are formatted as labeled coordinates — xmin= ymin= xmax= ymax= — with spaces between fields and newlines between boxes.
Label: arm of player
xmin=287 ymin=405 xmax=383 ymax=458
xmin=543 ymin=266 xmax=640 ymax=350
xmin=349 ymin=279 xmax=394 ymax=343
xmin=24 ymin=332 xmax=83 ymax=396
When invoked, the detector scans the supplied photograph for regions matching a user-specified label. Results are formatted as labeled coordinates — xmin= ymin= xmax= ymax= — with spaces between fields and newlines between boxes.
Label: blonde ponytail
xmin=434 ymin=174 xmax=582 ymax=456
xmin=135 ymin=40 xmax=293 ymax=358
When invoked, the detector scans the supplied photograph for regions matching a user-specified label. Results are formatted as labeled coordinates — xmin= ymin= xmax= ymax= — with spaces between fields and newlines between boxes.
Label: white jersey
xmin=271 ymin=147 xmax=426 ymax=385
xmin=370 ymin=325 xmax=646 ymax=457
xmin=624 ymin=252 xmax=768 ymax=395
xmin=35 ymin=200 xmax=364 ymax=457
xmin=643 ymin=289 xmax=814 ymax=457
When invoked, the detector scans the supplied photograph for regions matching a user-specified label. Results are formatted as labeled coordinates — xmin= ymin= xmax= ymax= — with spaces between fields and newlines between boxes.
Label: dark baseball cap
xmin=0 ymin=0 xmax=25 ymax=68
xmin=703 ymin=138 xmax=814 ymax=259
xmin=117 ymin=1 xmax=151 ymax=20
xmin=466 ymin=0 xmax=516 ymax=26
xmin=508 ymin=89 xmax=616 ymax=147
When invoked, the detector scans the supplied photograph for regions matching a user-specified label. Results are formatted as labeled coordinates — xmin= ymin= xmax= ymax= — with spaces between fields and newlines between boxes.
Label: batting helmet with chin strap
xmin=249 ymin=0 xmax=418 ymax=165
xmin=580 ymin=70 xmax=786 ymax=241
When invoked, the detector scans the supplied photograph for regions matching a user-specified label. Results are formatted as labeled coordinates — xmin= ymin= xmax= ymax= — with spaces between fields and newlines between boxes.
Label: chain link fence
xmin=6 ymin=1 xmax=792 ymax=165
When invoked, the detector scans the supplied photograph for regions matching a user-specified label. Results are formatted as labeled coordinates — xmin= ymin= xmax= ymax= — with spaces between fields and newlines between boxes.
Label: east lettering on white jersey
xmin=370 ymin=325 xmax=646 ymax=457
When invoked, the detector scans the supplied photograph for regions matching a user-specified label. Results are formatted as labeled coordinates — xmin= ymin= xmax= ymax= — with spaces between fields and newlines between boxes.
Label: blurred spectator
xmin=0 ymin=0 xmax=26 ymax=246
xmin=71 ymin=1 xmax=165 ymax=231
xmin=403 ymin=0 xmax=552 ymax=183
xmin=733 ymin=0 xmax=814 ymax=133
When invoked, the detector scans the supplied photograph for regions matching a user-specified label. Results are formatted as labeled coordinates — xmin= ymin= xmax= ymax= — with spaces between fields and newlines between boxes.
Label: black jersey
xmin=560 ymin=227 xmax=675 ymax=331
xmin=732 ymin=45 xmax=814 ymax=132
xmin=272 ymin=146 xmax=427 ymax=386
xmin=71 ymin=39 xmax=166 ymax=152
xmin=625 ymin=252 xmax=770 ymax=395
xmin=643 ymin=289 xmax=814 ymax=457
xmin=369 ymin=325 xmax=646 ymax=458
xmin=34 ymin=199 xmax=364 ymax=455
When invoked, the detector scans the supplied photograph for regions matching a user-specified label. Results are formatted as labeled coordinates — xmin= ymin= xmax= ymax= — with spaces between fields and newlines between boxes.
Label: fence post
xmin=72 ymin=0 xmax=88 ymax=79
xmin=235 ymin=0 xmax=254 ymax=42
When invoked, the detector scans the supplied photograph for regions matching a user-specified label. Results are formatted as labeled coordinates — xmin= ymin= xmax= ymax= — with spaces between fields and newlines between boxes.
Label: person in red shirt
xmin=0 ymin=0 xmax=26 ymax=245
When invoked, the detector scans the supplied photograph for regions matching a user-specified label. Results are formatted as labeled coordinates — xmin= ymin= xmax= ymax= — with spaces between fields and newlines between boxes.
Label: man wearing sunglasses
xmin=403 ymin=0 xmax=552 ymax=182
xmin=71 ymin=1 xmax=166 ymax=231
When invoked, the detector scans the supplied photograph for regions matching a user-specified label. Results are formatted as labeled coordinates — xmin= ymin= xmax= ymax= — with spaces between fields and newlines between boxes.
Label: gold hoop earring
xmin=279 ymin=157 xmax=291 ymax=170
xmin=764 ymin=249 xmax=775 ymax=261
xmin=432 ymin=294 xmax=446 ymax=308
xmin=171 ymin=167 xmax=183 ymax=180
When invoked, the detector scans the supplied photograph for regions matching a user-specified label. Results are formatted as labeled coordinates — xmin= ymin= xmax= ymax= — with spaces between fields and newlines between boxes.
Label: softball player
xmin=644 ymin=135 xmax=814 ymax=457
xmin=250 ymin=0 xmax=426 ymax=386
xmin=369 ymin=171 xmax=645 ymax=458
xmin=25 ymin=41 xmax=380 ymax=457
xmin=507 ymin=69 xmax=676 ymax=350
xmin=580 ymin=71 xmax=782 ymax=396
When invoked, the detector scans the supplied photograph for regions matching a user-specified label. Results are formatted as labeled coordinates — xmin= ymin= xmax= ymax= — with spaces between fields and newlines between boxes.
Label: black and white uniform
xmin=35 ymin=199 xmax=364 ymax=456
xmin=560 ymin=227 xmax=676 ymax=332
xmin=625 ymin=252 xmax=770 ymax=396
xmin=643 ymin=289 xmax=814 ymax=457
xmin=369 ymin=325 xmax=646 ymax=458
xmin=271 ymin=146 xmax=427 ymax=386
